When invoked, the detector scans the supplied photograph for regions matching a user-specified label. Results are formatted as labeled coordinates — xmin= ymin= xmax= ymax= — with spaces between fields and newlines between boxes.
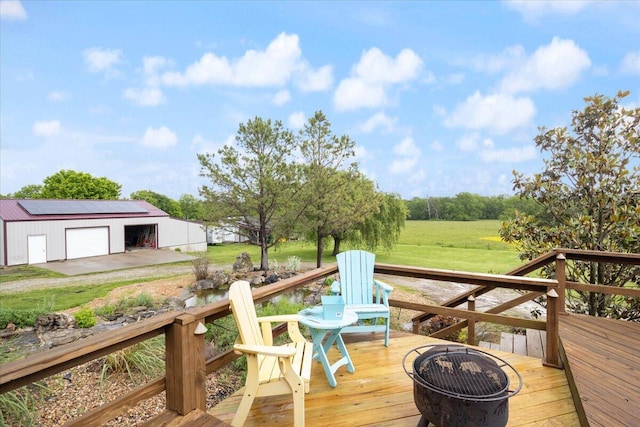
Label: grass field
xmin=208 ymin=220 xmax=521 ymax=274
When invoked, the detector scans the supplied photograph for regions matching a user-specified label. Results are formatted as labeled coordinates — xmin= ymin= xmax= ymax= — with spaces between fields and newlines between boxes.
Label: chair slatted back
xmin=336 ymin=250 xmax=375 ymax=305
xmin=229 ymin=280 xmax=264 ymax=347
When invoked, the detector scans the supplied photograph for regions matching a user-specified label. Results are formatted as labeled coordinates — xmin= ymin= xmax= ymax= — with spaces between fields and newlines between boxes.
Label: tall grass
xmin=0 ymin=339 xmax=49 ymax=427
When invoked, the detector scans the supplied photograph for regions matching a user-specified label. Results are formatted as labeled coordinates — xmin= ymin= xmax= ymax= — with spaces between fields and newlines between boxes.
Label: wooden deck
xmin=211 ymin=332 xmax=579 ymax=426
xmin=479 ymin=329 xmax=547 ymax=358
xmin=142 ymin=409 xmax=231 ymax=426
xmin=559 ymin=314 xmax=640 ymax=427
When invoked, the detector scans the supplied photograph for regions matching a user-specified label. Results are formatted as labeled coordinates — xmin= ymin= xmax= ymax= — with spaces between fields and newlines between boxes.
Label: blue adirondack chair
xmin=330 ymin=250 xmax=393 ymax=346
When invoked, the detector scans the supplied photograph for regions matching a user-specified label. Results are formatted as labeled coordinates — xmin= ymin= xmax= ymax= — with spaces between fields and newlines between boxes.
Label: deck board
xmin=559 ymin=314 xmax=640 ymax=427
xmin=211 ymin=332 xmax=579 ymax=426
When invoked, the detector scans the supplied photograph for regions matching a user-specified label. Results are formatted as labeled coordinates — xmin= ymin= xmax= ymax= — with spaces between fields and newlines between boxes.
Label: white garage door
xmin=66 ymin=227 xmax=109 ymax=259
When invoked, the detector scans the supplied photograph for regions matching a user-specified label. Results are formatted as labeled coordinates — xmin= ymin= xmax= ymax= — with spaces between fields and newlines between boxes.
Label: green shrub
xmin=75 ymin=307 xmax=97 ymax=328
xmin=0 ymin=309 xmax=46 ymax=329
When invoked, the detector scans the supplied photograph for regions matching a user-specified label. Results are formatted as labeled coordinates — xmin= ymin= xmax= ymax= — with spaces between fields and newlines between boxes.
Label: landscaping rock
xmin=232 ymin=252 xmax=253 ymax=273
xmin=250 ymin=275 xmax=265 ymax=286
xmin=37 ymin=312 xmax=77 ymax=332
xmin=39 ymin=328 xmax=93 ymax=349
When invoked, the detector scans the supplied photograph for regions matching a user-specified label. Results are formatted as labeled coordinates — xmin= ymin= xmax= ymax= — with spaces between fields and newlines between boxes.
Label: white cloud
xmin=334 ymin=47 xmax=423 ymax=111
xmin=471 ymin=45 xmax=525 ymax=74
xmin=297 ymin=64 xmax=333 ymax=92
xmin=480 ymin=145 xmax=537 ymax=162
xmin=0 ymin=0 xmax=27 ymax=20
xmin=500 ymin=37 xmax=590 ymax=94
xmin=389 ymin=137 xmax=421 ymax=175
xmin=505 ymin=0 xmax=592 ymax=21
xmin=288 ymin=111 xmax=306 ymax=129
xmin=456 ymin=134 xmax=479 ymax=151
xmin=354 ymin=47 xmax=423 ymax=84
xmin=161 ymin=32 xmax=310 ymax=88
xmin=360 ymin=112 xmax=398 ymax=133
xmin=84 ymin=47 xmax=123 ymax=78
xmin=272 ymin=90 xmax=291 ymax=106
xmin=620 ymin=51 xmax=640 ymax=74
xmin=33 ymin=120 xmax=62 ymax=136
xmin=394 ymin=137 xmax=421 ymax=157
xmin=334 ymin=78 xmax=386 ymax=111
xmin=124 ymin=87 xmax=166 ymax=106
xmin=48 ymin=91 xmax=71 ymax=101
xmin=191 ymin=133 xmax=222 ymax=155
xmin=389 ymin=157 xmax=418 ymax=174
xmin=354 ymin=145 xmax=372 ymax=160
xmin=141 ymin=126 xmax=178 ymax=149
xmin=142 ymin=55 xmax=173 ymax=86
xmin=444 ymin=91 xmax=536 ymax=134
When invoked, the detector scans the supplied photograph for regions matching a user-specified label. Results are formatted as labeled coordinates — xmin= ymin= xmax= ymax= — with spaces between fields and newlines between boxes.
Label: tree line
xmin=405 ymin=193 xmax=542 ymax=221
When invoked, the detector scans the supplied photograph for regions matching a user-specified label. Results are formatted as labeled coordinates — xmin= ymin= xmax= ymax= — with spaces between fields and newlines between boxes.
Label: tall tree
xmin=8 ymin=184 xmax=43 ymax=199
xmin=41 ymin=170 xmax=121 ymax=199
xmin=297 ymin=111 xmax=362 ymax=267
xmin=130 ymin=190 xmax=183 ymax=217
xmin=198 ymin=116 xmax=302 ymax=270
xmin=500 ymin=91 xmax=640 ymax=319
xmin=310 ymin=170 xmax=380 ymax=261
xmin=178 ymin=194 xmax=204 ymax=220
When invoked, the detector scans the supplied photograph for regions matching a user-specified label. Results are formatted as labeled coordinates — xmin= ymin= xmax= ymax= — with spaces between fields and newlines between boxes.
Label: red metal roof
xmin=0 ymin=199 xmax=169 ymax=222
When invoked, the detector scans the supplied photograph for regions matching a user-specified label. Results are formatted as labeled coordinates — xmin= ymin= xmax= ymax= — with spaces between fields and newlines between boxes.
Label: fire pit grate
xmin=403 ymin=345 xmax=522 ymax=427
xmin=416 ymin=347 xmax=509 ymax=399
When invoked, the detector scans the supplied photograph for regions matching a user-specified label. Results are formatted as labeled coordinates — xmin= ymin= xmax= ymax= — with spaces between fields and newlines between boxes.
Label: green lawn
xmin=207 ymin=220 xmax=520 ymax=274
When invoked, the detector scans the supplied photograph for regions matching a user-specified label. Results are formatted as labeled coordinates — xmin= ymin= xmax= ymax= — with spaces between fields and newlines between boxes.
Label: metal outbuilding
xmin=0 ymin=199 xmax=207 ymax=266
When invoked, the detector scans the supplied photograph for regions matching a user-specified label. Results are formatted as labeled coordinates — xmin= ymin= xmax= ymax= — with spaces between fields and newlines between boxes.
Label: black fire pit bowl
xmin=403 ymin=344 xmax=522 ymax=427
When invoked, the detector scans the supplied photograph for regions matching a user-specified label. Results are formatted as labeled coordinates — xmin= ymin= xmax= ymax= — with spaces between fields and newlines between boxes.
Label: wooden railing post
xmin=544 ymin=288 xmax=562 ymax=368
xmin=555 ymin=252 xmax=567 ymax=313
xmin=467 ymin=295 xmax=476 ymax=345
xmin=165 ymin=314 xmax=207 ymax=414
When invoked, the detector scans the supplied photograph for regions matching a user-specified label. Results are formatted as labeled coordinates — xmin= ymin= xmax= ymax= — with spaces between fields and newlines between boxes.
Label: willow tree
xmin=339 ymin=192 xmax=407 ymax=255
xmin=198 ymin=117 xmax=302 ymax=271
xmin=500 ymin=91 xmax=640 ymax=319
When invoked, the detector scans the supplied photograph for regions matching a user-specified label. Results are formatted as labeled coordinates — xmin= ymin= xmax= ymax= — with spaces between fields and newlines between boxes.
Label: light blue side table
xmin=298 ymin=306 xmax=358 ymax=387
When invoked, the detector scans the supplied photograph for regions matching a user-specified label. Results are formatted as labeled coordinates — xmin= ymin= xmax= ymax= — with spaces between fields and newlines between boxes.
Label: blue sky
xmin=1 ymin=1 xmax=639 ymax=200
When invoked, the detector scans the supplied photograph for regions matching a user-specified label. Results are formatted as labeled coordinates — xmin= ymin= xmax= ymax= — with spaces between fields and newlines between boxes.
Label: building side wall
xmin=3 ymin=216 xmax=206 ymax=266
xmin=0 ymin=219 xmax=5 ymax=266
xmin=158 ymin=218 xmax=207 ymax=252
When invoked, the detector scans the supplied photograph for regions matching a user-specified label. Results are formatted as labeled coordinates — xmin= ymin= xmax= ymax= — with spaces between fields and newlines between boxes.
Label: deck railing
xmin=0 ymin=249 xmax=638 ymax=425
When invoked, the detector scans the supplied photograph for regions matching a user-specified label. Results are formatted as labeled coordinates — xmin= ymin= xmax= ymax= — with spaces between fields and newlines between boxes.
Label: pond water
xmin=184 ymin=286 xmax=317 ymax=308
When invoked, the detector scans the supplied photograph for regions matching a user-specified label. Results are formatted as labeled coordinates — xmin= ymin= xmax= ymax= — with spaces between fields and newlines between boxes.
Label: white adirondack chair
xmin=228 ymin=280 xmax=313 ymax=427
xmin=330 ymin=250 xmax=393 ymax=346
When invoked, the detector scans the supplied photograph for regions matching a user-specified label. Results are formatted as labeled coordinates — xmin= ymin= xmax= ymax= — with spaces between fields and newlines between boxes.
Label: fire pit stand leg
xmin=417 ymin=415 xmax=431 ymax=427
